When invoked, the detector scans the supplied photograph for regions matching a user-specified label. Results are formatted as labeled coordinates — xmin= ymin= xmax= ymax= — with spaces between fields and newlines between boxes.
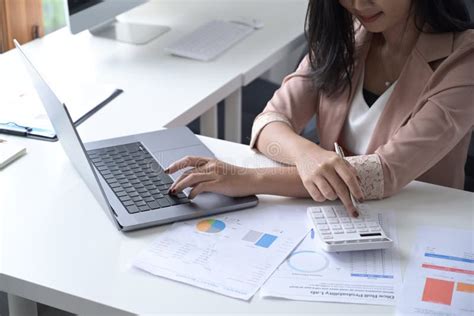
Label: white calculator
xmin=307 ymin=205 xmax=393 ymax=252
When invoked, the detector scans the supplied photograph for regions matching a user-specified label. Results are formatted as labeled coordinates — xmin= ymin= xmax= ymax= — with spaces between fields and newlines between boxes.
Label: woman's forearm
xmin=249 ymin=167 xmax=311 ymax=198
xmin=255 ymin=122 xmax=323 ymax=165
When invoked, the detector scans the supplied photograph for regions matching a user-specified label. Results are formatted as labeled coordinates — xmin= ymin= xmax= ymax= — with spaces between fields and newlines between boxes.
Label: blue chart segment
xmin=242 ymin=230 xmax=278 ymax=248
xmin=256 ymin=234 xmax=278 ymax=248
xmin=351 ymin=273 xmax=394 ymax=279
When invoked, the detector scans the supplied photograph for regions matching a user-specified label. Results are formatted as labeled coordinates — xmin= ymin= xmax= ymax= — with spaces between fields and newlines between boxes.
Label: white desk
xmin=0 ymin=0 xmax=307 ymax=143
xmin=1 ymin=132 xmax=473 ymax=315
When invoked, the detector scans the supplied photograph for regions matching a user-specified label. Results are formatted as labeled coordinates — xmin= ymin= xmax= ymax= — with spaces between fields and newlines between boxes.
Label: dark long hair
xmin=305 ymin=0 xmax=474 ymax=97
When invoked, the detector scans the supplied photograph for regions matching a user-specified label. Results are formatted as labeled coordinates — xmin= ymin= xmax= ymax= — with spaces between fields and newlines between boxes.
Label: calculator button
xmin=320 ymin=231 xmax=332 ymax=236
xmin=339 ymin=217 xmax=351 ymax=223
xmin=333 ymin=230 xmax=344 ymax=234
xmin=317 ymin=224 xmax=330 ymax=231
xmin=322 ymin=235 xmax=334 ymax=240
xmin=370 ymin=228 xmax=382 ymax=232
xmin=345 ymin=229 xmax=357 ymax=233
xmin=355 ymin=223 xmax=367 ymax=229
xmin=342 ymin=223 xmax=354 ymax=229
xmin=330 ymin=224 xmax=342 ymax=230
xmin=310 ymin=207 xmax=322 ymax=213
xmin=358 ymin=228 xmax=369 ymax=233
xmin=323 ymin=208 xmax=336 ymax=218
xmin=312 ymin=213 xmax=325 ymax=219
xmin=352 ymin=218 xmax=364 ymax=223
xmin=335 ymin=208 xmax=347 ymax=217
xmin=327 ymin=218 xmax=339 ymax=224
xmin=315 ymin=219 xmax=327 ymax=224
xmin=366 ymin=221 xmax=379 ymax=227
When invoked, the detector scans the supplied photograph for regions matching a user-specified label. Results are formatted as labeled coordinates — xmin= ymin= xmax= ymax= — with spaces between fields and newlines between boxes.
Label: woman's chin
xmin=358 ymin=19 xmax=387 ymax=33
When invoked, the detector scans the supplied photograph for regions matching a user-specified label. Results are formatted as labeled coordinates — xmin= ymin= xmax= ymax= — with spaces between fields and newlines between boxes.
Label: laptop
xmin=14 ymin=40 xmax=258 ymax=232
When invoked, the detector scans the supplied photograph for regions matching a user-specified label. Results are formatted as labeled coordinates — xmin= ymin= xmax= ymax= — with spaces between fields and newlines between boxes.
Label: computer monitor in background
xmin=65 ymin=0 xmax=170 ymax=45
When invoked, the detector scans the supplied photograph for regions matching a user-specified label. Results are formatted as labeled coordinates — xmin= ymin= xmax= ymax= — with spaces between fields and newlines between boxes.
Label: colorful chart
xmin=422 ymin=277 xmax=455 ymax=306
xmin=196 ymin=219 xmax=226 ymax=233
xmin=256 ymin=234 xmax=278 ymax=248
xmin=242 ymin=230 xmax=278 ymax=248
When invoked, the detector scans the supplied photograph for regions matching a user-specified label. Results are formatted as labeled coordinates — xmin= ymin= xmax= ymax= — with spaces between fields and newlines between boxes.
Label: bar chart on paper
xmin=420 ymin=253 xmax=474 ymax=307
xmin=133 ymin=205 xmax=310 ymax=300
xmin=398 ymin=227 xmax=474 ymax=316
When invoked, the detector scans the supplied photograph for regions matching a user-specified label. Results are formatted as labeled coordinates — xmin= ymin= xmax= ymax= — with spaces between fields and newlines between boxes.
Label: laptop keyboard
xmin=87 ymin=142 xmax=189 ymax=214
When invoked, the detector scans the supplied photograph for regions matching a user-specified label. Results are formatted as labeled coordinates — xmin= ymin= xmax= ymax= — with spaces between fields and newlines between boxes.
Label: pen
xmin=334 ymin=142 xmax=359 ymax=210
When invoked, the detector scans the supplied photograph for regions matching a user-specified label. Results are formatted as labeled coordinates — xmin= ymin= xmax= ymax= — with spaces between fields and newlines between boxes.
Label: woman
xmin=165 ymin=0 xmax=474 ymax=216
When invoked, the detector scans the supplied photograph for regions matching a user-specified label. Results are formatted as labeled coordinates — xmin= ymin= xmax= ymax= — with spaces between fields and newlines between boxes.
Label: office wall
xmin=261 ymin=43 xmax=306 ymax=85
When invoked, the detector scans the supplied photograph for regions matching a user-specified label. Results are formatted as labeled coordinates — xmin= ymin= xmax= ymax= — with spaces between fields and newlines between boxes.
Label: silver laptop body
xmin=15 ymin=40 xmax=258 ymax=231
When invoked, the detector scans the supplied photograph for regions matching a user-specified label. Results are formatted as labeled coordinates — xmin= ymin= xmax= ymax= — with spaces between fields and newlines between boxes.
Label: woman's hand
xmin=165 ymin=156 xmax=256 ymax=199
xmin=295 ymin=144 xmax=364 ymax=216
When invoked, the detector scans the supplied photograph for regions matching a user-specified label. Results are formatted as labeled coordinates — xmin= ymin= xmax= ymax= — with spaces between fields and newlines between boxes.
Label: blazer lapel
xmin=365 ymin=32 xmax=454 ymax=154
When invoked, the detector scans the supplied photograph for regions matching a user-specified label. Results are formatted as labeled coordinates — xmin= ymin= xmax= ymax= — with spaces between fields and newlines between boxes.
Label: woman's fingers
xmin=303 ymin=180 xmax=326 ymax=202
xmin=164 ymin=156 xmax=211 ymax=174
xmin=324 ymin=169 xmax=358 ymax=217
xmin=314 ymin=177 xmax=337 ymax=200
xmin=168 ymin=169 xmax=194 ymax=191
xmin=188 ymin=181 xmax=215 ymax=199
xmin=170 ymin=172 xmax=215 ymax=194
xmin=334 ymin=162 xmax=364 ymax=201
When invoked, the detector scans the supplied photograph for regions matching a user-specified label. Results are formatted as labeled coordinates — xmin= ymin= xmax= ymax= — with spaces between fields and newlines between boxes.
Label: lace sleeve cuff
xmin=249 ymin=112 xmax=293 ymax=150
xmin=346 ymin=154 xmax=384 ymax=200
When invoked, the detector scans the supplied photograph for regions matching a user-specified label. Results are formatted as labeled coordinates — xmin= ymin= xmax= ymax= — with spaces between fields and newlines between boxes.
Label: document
xmin=133 ymin=204 xmax=311 ymax=300
xmin=397 ymin=227 xmax=474 ymax=316
xmin=0 ymin=81 xmax=118 ymax=132
xmin=260 ymin=210 xmax=402 ymax=306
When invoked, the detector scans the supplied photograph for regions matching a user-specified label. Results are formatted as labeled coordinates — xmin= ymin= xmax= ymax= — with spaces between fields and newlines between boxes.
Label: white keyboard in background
xmin=165 ymin=20 xmax=257 ymax=61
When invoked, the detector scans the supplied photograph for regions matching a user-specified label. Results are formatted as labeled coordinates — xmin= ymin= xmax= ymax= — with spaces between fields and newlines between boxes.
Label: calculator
xmin=307 ymin=205 xmax=393 ymax=252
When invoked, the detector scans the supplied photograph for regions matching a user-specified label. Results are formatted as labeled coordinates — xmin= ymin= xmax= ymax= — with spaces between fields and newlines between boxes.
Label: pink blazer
xmin=250 ymin=28 xmax=474 ymax=199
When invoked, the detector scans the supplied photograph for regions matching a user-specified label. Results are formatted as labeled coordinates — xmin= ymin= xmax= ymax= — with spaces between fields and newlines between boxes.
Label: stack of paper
xmin=261 ymin=210 xmax=402 ymax=305
xmin=133 ymin=204 xmax=311 ymax=300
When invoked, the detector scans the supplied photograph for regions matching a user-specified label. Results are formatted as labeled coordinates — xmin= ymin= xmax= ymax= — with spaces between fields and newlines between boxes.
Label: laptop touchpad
xmin=149 ymin=144 xmax=214 ymax=181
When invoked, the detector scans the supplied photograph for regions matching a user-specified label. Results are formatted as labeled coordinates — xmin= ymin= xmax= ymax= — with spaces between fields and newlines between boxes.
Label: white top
xmin=343 ymin=73 xmax=397 ymax=155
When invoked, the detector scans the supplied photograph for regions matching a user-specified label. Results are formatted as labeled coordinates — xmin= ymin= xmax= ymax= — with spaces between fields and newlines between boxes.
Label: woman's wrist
xmin=246 ymin=168 xmax=265 ymax=195
xmin=244 ymin=167 xmax=310 ymax=198
xmin=294 ymin=141 xmax=325 ymax=166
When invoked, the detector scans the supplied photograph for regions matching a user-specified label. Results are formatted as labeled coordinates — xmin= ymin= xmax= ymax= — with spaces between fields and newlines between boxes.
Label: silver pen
xmin=334 ymin=142 xmax=359 ymax=209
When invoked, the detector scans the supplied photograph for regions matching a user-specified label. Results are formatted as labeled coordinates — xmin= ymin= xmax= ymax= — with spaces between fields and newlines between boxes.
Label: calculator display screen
xmin=360 ymin=233 xmax=382 ymax=237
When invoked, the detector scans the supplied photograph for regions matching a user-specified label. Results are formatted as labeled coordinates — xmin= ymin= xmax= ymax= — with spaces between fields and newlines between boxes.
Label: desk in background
xmin=0 ymin=0 xmax=307 ymax=144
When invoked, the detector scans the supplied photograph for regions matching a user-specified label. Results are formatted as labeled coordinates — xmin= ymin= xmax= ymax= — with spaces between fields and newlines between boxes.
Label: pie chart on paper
xmin=196 ymin=219 xmax=226 ymax=233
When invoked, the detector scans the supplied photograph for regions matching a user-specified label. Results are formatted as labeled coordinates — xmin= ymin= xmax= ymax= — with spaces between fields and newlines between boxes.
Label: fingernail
xmin=164 ymin=168 xmax=169 ymax=174
xmin=353 ymin=211 xmax=359 ymax=218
